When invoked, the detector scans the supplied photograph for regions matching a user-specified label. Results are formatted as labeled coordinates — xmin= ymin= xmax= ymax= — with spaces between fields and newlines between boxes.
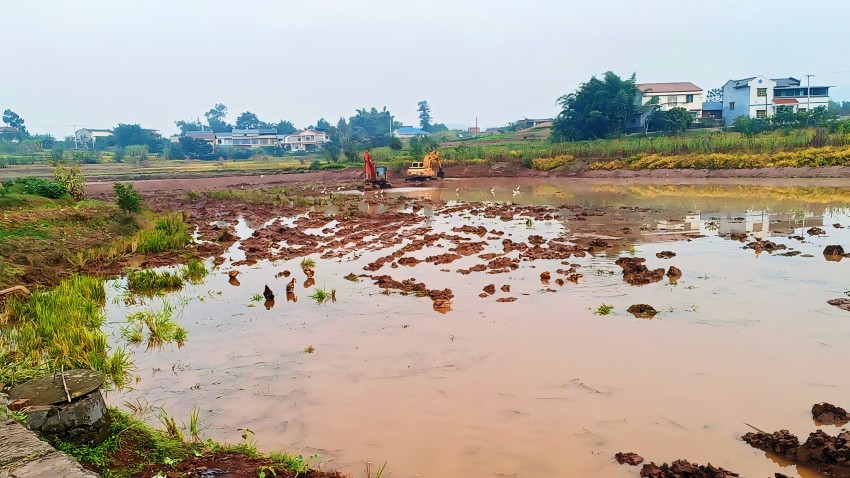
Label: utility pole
xmin=806 ymin=74 xmax=813 ymax=125
xmin=73 ymin=124 xmax=78 ymax=149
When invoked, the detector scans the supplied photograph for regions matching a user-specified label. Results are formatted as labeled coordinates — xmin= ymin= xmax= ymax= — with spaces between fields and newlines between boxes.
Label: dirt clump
xmin=729 ymin=232 xmax=748 ymax=241
xmin=744 ymin=428 xmax=850 ymax=477
xmin=483 ymin=284 xmax=496 ymax=295
xmin=835 ymin=223 xmax=844 ymax=229
xmin=501 ymin=284 xmax=510 ymax=292
xmin=615 ymin=257 xmax=665 ymax=286
xmin=496 ymin=297 xmax=517 ymax=303
xmin=808 ymin=227 xmax=826 ymax=235
xmin=627 ymin=304 xmax=658 ymax=319
xmin=615 ymin=452 xmax=644 ymax=466
xmin=813 ymin=403 xmax=850 ymax=425
xmin=343 ymin=273 xmax=359 ymax=282
xmin=744 ymin=239 xmax=786 ymax=253
xmin=656 ymin=251 xmax=676 ymax=259
xmin=488 ymin=257 xmax=519 ymax=271
xmin=638 ymin=460 xmax=739 ymax=478
xmin=667 ymin=266 xmax=682 ymax=279
xmin=828 ymin=298 xmax=850 ymax=311
xmin=452 ymin=225 xmax=487 ymax=236
xmin=779 ymin=250 xmax=801 ymax=257
xmin=540 ymin=271 xmax=551 ymax=281
xmin=824 ymin=245 xmax=846 ymax=256
xmin=588 ymin=239 xmax=612 ymax=248
xmin=528 ymin=234 xmax=546 ymax=245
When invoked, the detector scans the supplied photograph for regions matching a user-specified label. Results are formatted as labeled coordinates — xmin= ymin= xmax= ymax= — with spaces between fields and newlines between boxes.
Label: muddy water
xmin=105 ymin=180 xmax=850 ymax=478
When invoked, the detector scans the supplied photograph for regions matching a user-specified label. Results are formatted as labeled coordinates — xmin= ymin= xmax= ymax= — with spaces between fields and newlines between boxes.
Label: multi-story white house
xmin=281 ymin=129 xmax=329 ymax=152
xmin=230 ymin=128 xmax=279 ymax=148
xmin=722 ymin=76 xmax=831 ymax=125
xmin=629 ymin=82 xmax=704 ymax=131
xmin=74 ymin=128 xmax=113 ymax=148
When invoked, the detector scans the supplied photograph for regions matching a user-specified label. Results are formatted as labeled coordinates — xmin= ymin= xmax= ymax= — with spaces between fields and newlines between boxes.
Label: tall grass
xmin=137 ymin=213 xmax=191 ymax=253
xmin=126 ymin=269 xmax=184 ymax=296
xmin=0 ymin=275 xmax=130 ymax=386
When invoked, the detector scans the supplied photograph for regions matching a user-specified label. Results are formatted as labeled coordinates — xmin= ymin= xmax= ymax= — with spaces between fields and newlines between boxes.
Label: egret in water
xmin=512 ymin=186 xmax=520 ymax=196
xmin=490 ymin=187 xmax=496 ymax=195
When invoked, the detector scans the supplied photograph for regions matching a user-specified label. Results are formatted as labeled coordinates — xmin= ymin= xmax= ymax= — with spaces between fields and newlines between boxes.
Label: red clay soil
xmin=637 ymin=460 xmax=739 ymax=478
xmin=743 ymin=429 xmax=850 ymax=477
xmin=812 ymin=402 xmax=850 ymax=425
xmin=134 ymin=452 xmax=345 ymax=478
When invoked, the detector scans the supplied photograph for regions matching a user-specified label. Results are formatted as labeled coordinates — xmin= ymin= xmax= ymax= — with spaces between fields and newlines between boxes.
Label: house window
xmin=685 ymin=94 xmax=694 ymax=103
xmin=756 ymin=110 xmax=767 ymax=119
xmin=729 ymin=102 xmax=735 ymax=111
xmin=666 ymin=95 xmax=677 ymax=106
xmin=757 ymin=88 xmax=767 ymax=97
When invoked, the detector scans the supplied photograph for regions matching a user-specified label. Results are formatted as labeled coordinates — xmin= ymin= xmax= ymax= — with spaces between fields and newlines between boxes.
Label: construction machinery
xmin=405 ymin=150 xmax=445 ymax=181
xmin=363 ymin=150 xmax=392 ymax=189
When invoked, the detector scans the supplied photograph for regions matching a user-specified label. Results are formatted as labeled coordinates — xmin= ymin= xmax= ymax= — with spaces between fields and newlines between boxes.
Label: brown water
xmin=105 ymin=180 xmax=850 ymax=478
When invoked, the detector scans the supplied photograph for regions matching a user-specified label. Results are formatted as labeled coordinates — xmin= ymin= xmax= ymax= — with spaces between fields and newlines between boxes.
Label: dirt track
xmin=85 ymin=163 xmax=850 ymax=196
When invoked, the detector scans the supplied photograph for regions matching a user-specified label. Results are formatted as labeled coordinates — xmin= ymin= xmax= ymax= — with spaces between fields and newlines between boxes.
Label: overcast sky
xmin=3 ymin=0 xmax=849 ymax=138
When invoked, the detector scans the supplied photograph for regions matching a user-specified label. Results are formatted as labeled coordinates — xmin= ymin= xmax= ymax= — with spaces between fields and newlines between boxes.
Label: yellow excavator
xmin=405 ymin=150 xmax=445 ymax=181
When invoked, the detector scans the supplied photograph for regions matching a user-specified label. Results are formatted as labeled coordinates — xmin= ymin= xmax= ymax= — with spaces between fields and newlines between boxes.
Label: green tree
xmin=53 ymin=164 xmax=85 ymax=200
xmin=2 ymin=109 xmax=27 ymax=136
xmin=108 ymin=124 xmax=163 ymax=152
xmin=731 ymin=116 xmax=768 ymax=136
xmin=418 ymin=100 xmax=432 ymax=131
xmin=664 ymin=107 xmax=693 ymax=133
xmin=316 ymin=118 xmax=331 ymax=131
xmin=551 ymin=71 xmax=641 ymax=141
xmin=706 ymin=88 xmax=723 ymax=103
xmin=113 ymin=182 xmax=142 ymax=214
xmin=349 ymin=107 xmax=400 ymax=147
xmin=175 ymin=119 xmax=203 ymax=135
xmin=235 ymin=111 xmax=263 ymax=130
xmin=274 ymin=120 xmax=297 ymax=135
xmin=178 ymin=137 xmax=213 ymax=159
xmin=771 ymin=106 xmax=800 ymax=128
xmin=204 ymin=103 xmax=231 ymax=132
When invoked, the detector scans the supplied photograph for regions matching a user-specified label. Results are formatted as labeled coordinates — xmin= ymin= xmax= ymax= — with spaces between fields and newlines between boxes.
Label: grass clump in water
xmin=123 ymin=301 xmax=186 ymax=348
xmin=250 ymin=293 xmax=263 ymax=302
xmin=300 ymin=257 xmax=316 ymax=269
xmin=0 ymin=275 xmax=130 ymax=387
xmin=126 ymin=269 xmax=184 ymax=296
xmin=181 ymin=258 xmax=207 ymax=284
xmin=137 ymin=213 xmax=191 ymax=254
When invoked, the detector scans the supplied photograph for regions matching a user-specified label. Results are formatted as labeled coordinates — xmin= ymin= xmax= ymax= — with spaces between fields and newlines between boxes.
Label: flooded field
xmin=104 ymin=179 xmax=850 ymax=478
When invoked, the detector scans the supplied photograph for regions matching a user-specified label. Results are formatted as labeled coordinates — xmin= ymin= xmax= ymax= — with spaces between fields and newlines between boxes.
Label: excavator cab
xmin=405 ymin=150 xmax=445 ymax=181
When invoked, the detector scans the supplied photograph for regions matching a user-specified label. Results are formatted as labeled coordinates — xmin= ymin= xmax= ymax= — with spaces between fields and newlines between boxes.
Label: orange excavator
xmin=363 ymin=150 xmax=391 ymax=189
xmin=405 ymin=150 xmax=445 ymax=181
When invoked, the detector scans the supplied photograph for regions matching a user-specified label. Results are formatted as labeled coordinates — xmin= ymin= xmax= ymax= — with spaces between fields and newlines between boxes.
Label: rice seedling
xmin=126 ymin=269 xmax=185 ymax=296
xmin=181 ymin=258 xmax=208 ymax=284
xmin=308 ymin=288 xmax=329 ymax=304
xmin=157 ymin=409 xmax=184 ymax=441
xmin=300 ymin=257 xmax=316 ymax=269
xmin=0 ymin=275 xmax=130 ymax=387
xmin=250 ymin=293 xmax=263 ymax=302
xmin=137 ymin=213 xmax=191 ymax=254
xmin=303 ymin=345 xmax=315 ymax=353
xmin=188 ymin=408 xmax=201 ymax=441
xmin=594 ymin=304 xmax=614 ymax=315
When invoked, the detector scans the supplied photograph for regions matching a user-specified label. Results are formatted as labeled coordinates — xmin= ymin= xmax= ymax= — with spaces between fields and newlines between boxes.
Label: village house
xmin=722 ymin=76 xmax=832 ymax=125
xmin=230 ymin=128 xmax=279 ymax=148
xmin=281 ymin=129 xmax=330 ymax=152
xmin=515 ymin=118 xmax=554 ymax=129
xmin=393 ymin=126 xmax=429 ymax=139
xmin=74 ymin=128 xmax=113 ymax=148
xmin=629 ymin=82 xmax=704 ymax=131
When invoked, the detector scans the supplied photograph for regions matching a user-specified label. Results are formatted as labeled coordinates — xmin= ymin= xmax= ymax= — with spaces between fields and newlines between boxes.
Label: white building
xmin=629 ymin=82 xmax=704 ymax=131
xmin=230 ymin=129 xmax=279 ymax=148
xmin=74 ymin=128 xmax=113 ymax=148
xmin=215 ymin=132 xmax=233 ymax=147
xmin=281 ymin=129 xmax=329 ymax=152
xmin=722 ymin=76 xmax=832 ymax=125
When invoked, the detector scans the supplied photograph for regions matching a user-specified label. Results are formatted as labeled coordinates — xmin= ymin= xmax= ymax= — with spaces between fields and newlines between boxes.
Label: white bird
xmin=455 ymin=188 xmax=459 ymax=193
xmin=260 ymin=174 xmax=264 ymax=178
xmin=490 ymin=187 xmax=495 ymax=194
xmin=337 ymin=186 xmax=343 ymax=190
xmin=512 ymin=186 xmax=520 ymax=196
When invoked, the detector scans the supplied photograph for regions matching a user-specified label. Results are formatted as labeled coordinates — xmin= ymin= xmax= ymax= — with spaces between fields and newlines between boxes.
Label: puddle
xmin=104 ymin=180 xmax=850 ymax=478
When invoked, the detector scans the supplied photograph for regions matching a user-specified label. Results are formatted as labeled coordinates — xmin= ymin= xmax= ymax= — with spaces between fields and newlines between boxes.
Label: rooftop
xmin=232 ymin=128 xmax=278 ymax=135
xmin=396 ymin=126 xmax=429 ymax=135
xmin=637 ymin=82 xmax=702 ymax=93
xmin=702 ymin=102 xmax=723 ymax=110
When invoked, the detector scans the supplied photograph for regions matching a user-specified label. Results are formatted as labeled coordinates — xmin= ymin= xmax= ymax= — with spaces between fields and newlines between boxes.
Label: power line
xmin=810 ymin=69 xmax=850 ymax=77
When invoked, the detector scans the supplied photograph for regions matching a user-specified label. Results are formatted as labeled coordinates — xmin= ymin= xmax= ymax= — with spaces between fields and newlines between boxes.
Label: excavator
xmin=363 ymin=150 xmax=391 ymax=189
xmin=405 ymin=150 xmax=445 ymax=181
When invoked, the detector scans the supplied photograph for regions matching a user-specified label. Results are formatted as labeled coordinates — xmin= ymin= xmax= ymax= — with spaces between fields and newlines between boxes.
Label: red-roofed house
xmin=629 ymin=82 xmax=704 ymax=131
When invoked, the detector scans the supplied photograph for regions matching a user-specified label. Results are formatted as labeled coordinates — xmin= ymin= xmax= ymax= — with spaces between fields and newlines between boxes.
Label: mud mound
xmin=824 ymin=245 xmax=846 ymax=256
xmin=743 ymin=428 xmax=850 ymax=477
xmin=656 ymin=251 xmax=676 ymax=259
xmin=813 ymin=403 xmax=850 ymax=425
xmin=483 ymin=284 xmax=496 ymax=295
xmin=452 ymin=225 xmax=487 ymax=236
xmin=615 ymin=452 xmax=644 ymax=466
xmin=667 ymin=266 xmax=682 ymax=279
xmin=808 ymin=227 xmax=826 ymax=235
xmin=828 ymin=298 xmax=850 ymax=311
xmin=744 ymin=239 xmax=786 ymax=253
xmin=638 ymin=460 xmax=739 ymax=477
xmin=615 ymin=257 xmax=665 ymax=286
xmin=627 ymin=304 xmax=658 ymax=319
xmin=496 ymin=297 xmax=517 ymax=303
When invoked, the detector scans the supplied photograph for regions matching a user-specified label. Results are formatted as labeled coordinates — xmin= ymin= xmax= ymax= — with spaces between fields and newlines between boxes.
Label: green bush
xmin=17 ymin=177 xmax=68 ymax=198
xmin=310 ymin=159 xmax=321 ymax=170
xmin=113 ymin=182 xmax=141 ymax=214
